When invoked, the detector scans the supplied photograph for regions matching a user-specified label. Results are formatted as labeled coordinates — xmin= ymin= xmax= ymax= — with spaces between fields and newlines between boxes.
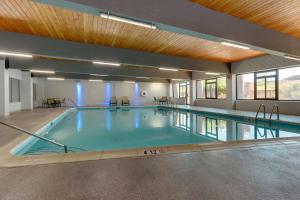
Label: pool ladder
xmin=0 ymin=121 xmax=68 ymax=153
xmin=255 ymin=104 xmax=280 ymax=121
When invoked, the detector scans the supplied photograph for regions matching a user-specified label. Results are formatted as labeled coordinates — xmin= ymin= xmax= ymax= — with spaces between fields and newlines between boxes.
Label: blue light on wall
xmin=133 ymin=82 xmax=140 ymax=106
xmin=76 ymin=81 xmax=83 ymax=106
xmin=105 ymin=82 xmax=111 ymax=106
xmin=76 ymin=111 xmax=83 ymax=132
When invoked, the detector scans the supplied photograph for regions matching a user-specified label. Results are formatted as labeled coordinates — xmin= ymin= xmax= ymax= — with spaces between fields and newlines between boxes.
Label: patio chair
xmin=110 ymin=96 xmax=117 ymax=106
xmin=159 ymin=96 xmax=168 ymax=104
xmin=121 ymin=96 xmax=130 ymax=106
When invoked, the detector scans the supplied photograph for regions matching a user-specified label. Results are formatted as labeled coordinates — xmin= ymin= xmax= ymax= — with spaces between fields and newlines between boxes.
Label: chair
xmin=121 ymin=96 xmax=130 ymax=106
xmin=110 ymin=96 xmax=117 ymax=106
xmin=159 ymin=96 xmax=168 ymax=104
xmin=47 ymin=98 xmax=55 ymax=107
xmin=60 ymin=98 xmax=66 ymax=107
xmin=153 ymin=97 xmax=159 ymax=105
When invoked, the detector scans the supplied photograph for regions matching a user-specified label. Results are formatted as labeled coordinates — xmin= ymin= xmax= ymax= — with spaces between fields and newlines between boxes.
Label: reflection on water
xmin=22 ymin=108 xmax=300 ymax=155
xmin=169 ymin=110 xmax=300 ymax=142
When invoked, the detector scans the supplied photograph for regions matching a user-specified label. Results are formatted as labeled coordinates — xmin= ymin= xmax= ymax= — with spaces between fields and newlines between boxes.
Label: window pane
xmin=279 ymin=67 xmax=300 ymax=100
xmin=256 ymin=78 xmax=265 ymax=99
xmin=256 ymin=71 xmax=276 ymax=77
xmin=217 ymin=77 xmax=226 ymax=99
xmin=266 ymin=77 xmax=276 ymax=99
xmin=196 ymin=80 xmax=205 ymax=98
xmin=10 ymin=78 xmax=20 ymax=103
xmin=206 ymin=83 xmax=216 ymax=98
xmin=237 ymin=73 xmax=254 ymax=99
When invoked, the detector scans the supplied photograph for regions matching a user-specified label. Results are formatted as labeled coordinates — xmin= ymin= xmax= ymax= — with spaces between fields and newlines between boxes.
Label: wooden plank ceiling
xmin=192 ymin=0 xmax=300 ymax=40
xmin=0 ymin=0 xmax=264 ymax=63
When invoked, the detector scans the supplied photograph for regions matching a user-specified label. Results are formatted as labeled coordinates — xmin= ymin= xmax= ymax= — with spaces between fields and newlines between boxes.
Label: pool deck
xmin=0 ymin=108 xmax=300 ymax=199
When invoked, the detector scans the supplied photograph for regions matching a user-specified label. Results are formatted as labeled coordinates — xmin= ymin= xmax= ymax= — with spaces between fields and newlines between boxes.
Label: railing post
xmin=64 ymin=145 xmax=68 ymax=153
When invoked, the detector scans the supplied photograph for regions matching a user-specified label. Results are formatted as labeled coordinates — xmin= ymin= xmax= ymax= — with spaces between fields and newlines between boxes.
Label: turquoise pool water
xmin=12 ymin=107 xmax=300 ymax=155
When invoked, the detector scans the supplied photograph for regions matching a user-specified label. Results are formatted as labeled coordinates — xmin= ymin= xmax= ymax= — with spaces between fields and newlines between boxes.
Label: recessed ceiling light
xmin=47 ymin=77 xmax=64 ymax=81
xmin=89 ymin=79 xmax=103 ymax=82
xmin=221 ymin=42 xmax=250 ymax=50
xmin=30 ymin=70 xmax=55 ymax=74
xmin=205 ymin=72 xmax=221 ymax=76
xmin=0 ymin=51 xmax=33 ymax=58
xmin=90 ymin=74 xmax=109 ymax=77
xmin=284 ymin=55 xmax=300 ymax=61
xmin=100 ymin=13 xmax=157 ymax=29
xmin=159 ymin=67 xmax=178 ymax=72
xmin=172 ymin=79 xmax=183 ymax=81
xmin=136 ymin=77 xmax=150 ymax=79
xmin=92 ymin=61 xmax=121 ymax=66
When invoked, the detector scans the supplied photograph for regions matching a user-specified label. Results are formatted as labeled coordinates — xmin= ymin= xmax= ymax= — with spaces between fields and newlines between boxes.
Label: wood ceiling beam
xmin=42 ymin=0 xmax=300 ymax=57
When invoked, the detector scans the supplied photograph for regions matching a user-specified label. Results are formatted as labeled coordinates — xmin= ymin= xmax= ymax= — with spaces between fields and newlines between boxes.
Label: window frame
xmin=9 ymin=78 xmax=21 ymax=103
xmin=235 ymin=68 xmax=300 ymax=101
xmin=254 ymin=70 xmax=278 ymax=100
xmin=196 ymin=76 xmax=227 ymax=100
xmin=178 ymin=81 xmax=190 ymax=105
xmin=205 ymin=78 xmax=217 ymax=99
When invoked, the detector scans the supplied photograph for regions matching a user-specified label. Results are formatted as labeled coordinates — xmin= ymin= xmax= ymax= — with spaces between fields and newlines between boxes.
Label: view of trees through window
xmin=279 ymin=67 xmax=300 ymax=100
xmin=196 ymin=77 xmax=227 ymax=99
xmin=237 ymin=66 xmax=300 ymax=100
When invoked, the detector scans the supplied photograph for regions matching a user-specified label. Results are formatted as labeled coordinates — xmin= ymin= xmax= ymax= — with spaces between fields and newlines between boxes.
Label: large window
xmin=9 ymin=78 xmax=20 ymax=103
xmin=196 ymin=77 xmax=227 ymax=99
xmin=279 ymin=67 xmax=300 ymax=100
xmin=237 ymin=73 xmax=254 ymax=99
xmin=237 ymin=67 xmax=300 ymax=101
xmin=255 ymin=70 xmax=277 ymax=99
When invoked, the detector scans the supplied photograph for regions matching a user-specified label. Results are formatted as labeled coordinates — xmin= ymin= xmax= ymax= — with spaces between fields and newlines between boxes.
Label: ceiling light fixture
xmin=205 ymin=72 xmax=221 ymax=76
xmin=100 ymin=13 xmax=157 ymax=29
xmin=90 ymin=74 xmax=109 ymax=77
xmin=221 ymin=42 xmax=250 ymax=50
xmin=124 ymin=81 xmax=135 ymax=83
xmin=92 ymin=61 xmax=121 ymax=66
xmin=30 ymin=70 xmax=55 ymax=74
xmin=89 ymin=79 xmax=103 ymax=82
xmin=284 ymin=55 xmax=300 ymax=61
xmin=136 ymin=77 xmax=150 ymax=79
xmin=47 ymin=77 xmax=64 ymax=81
xmin=159 ymin=67 xmax=178 ymax=72
xmin=0 ymin=51 xmax=33 ymax=58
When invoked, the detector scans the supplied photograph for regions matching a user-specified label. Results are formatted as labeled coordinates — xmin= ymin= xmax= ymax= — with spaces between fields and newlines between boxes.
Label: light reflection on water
xmin=22 ymin=108 xmax=300 ymax=155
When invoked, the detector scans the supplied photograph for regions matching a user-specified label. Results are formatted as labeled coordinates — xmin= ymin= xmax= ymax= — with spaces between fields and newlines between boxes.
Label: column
xmin=21 ymin=71 xmax=33 ymax=110
xmin=0 ymin=59 xmax=9 ymax=116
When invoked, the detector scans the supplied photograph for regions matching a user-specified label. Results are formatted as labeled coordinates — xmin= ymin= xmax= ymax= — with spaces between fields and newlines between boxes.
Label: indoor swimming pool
xmin=11 ymin=107 xmax=300 ymax=155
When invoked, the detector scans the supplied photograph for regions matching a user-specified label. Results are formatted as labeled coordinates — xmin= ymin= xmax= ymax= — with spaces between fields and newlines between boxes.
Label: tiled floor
xmin=0 ymin=107 xmax=300 ymax=199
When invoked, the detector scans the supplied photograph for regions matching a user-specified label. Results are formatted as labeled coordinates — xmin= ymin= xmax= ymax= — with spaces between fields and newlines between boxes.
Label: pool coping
xmin=1 ymin=105 xmax=300 ymax=167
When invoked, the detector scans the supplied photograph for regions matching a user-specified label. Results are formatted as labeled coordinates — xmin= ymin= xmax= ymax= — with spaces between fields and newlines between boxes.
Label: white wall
xmin=44 ymin=79 xmax=169 ymax=106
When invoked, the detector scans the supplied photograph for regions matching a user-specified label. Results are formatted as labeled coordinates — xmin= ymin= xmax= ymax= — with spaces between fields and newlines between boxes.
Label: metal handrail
xmin=269 ymin=104 xmax=280 ymax=120
xmin=0 ymin=121 xmax=68 ymax=153
xmin=68 ymin=98 xmax=79 ymax=109
xmin=255 ymin=104 xmax=266 ymax=119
